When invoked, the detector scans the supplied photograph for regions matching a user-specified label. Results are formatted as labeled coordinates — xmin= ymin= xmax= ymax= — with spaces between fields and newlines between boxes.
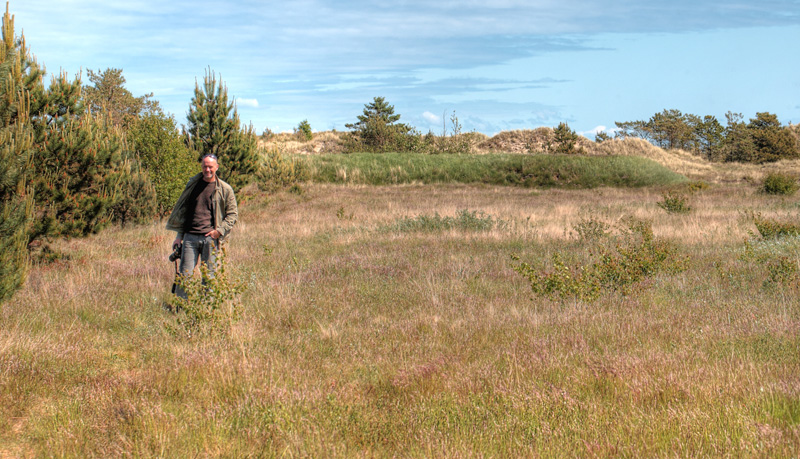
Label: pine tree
xmin=30 ymin=103 xmax=127 ymax=239
xmin=344 ymin=96 xmax=411 ymax=152
xmin=0 ymin=5 xmax=38 ymax=302
xmin=185 ymin=68 xmax=258 ymax=189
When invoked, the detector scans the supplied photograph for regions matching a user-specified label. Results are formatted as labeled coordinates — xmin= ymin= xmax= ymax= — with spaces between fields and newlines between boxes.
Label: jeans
xmin=175 ymin=233 xmax=218 ymax=299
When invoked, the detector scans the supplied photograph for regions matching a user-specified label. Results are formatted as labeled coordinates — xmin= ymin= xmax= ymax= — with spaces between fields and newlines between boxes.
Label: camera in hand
xmin=169 ymin=243 xmax=182 ymax=262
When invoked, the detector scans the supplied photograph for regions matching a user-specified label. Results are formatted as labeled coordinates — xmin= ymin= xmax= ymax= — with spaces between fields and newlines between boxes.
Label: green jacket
xmin=166 ymin=173 xmax=238 ymax=242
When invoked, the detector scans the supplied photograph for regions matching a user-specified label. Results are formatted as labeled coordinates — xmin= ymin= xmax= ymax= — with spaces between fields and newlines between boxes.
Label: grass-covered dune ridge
xmin=305 ymin=152 xmax=688 ymax=188
xmin=2 ymin=183 xmax=798 ymax=456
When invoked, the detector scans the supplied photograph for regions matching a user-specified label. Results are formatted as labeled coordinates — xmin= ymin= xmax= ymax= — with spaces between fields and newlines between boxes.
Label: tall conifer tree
xmin=185 ymin=69 xmax=258 ymax=190
xmin=0 ymin=5 xmax=39 ymax=301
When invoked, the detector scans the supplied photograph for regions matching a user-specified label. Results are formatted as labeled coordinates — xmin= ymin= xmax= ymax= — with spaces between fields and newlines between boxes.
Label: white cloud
xmin=237 ymin=98 xmax=259 ymax=108
xmin=584 ymin=125 xmax=606 ymax=135
xmin=422 ymin=111 xmax=440 ymax=124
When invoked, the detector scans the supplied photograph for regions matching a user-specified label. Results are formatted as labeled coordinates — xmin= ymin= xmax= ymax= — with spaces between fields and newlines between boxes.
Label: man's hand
xmin=205 ymin=229 xmax=221 ymax=239
xmin=172 ymin=237 xmax=182 ymax=249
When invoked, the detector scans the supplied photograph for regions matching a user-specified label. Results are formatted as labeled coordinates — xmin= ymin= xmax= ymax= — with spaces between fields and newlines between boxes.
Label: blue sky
xmin=11 ymin=0 xmax=800 ymax=136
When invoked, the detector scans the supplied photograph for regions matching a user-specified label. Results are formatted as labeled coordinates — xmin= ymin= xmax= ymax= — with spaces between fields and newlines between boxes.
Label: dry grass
xmin=2 ymin=182 xmax=799 ymax=456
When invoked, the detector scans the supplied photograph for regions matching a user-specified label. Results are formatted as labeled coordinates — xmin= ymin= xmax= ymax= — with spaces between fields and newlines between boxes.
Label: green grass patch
xmin=305 ymin=153 xmax=687 ymax=188
xmin=383 ymin=209 xmax=506 ymax=233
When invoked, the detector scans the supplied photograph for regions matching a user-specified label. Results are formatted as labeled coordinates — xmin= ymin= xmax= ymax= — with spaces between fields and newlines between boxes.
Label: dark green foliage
xmin=305 ymin=153 xmax=687 ymax=188
xmin=109 ymin=159 xmax=158 ymax=227
xmin=0 ymin=6 xmax=37 ymax=302
xmin=594 ymin=131 xmax=611 ymax=143
xmin=184 ymin=69 xmax=259 ymax=189
xmin=512 ymin=218 xmax=686 ymax=300
xmin=82 ymin=68 xmax=154 ymax=129
xmin=616 ymin=109 xmax=800 ymax=162
xmin=695 ymin=115 xmax=725 ymax=160
xmin=344 ymin=97 xmax=412 ymax=152
xmin=550 ymin=122 xmax=584 ymax=154
xmin=295 ymin=119 xmax=312 ymax=141
xmin=224 ymin=123 xmax=260 ymax=190
xmin=762 ymin=173 xmax=798 ymax=196
xmin=128 ymin=108 xmax=196 ymax=214
xmin=746 ymin=112 xmax=799 ymax=163
xmin=615 ymin=109 xmax=698 ymax=150
xmin=30 ymin=111 xmax=126 ymax=239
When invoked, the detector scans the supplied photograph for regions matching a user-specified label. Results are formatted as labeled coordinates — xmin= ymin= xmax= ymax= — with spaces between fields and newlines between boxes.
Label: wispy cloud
xmin=236 ymin=98 xmax=259 ymax=108
xmin=11 ymin=1 xmax=800 ymax=134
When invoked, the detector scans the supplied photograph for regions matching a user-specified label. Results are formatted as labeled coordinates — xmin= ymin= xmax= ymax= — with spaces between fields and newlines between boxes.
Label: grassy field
xmin=304 ymin=152 xmax=687 ymax=188
xmin=2 ymin=176 xmax=800 ymax=455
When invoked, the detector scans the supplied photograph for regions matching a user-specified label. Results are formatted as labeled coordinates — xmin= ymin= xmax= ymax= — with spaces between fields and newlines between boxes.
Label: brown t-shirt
xmin=184 ymin=179 xmax=216 ymax=234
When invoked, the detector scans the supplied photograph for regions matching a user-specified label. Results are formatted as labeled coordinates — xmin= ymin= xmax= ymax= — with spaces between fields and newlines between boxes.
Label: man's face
xmin=201 ymin=156 xmax=218 ymax=182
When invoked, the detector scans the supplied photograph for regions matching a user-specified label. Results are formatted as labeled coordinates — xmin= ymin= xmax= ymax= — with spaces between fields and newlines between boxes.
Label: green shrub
xmin=657 ymin=190 xmax=692 ymax=214
xmin=294 ymin=119 xmax=313 ymax=141
xmin=750 ymin=212 xmax=800 ymax=238
xmin=167 ymin=246 xmax=243 ymax=338
xmin=549 ymin=122 xmax=585 ymax=155
xmin=686 ymin=181 xmax=710 ymax=193
xmin=257 ymin=148 xmax=309 ymax=192
xmin=513 ymin=217 xmax=686 ymax=300
xmin=761 ymin=173 xmax=798 ymax=195
xmin=129 ymin=109 xmax=197 ymax=215
xmin=572 ymin=216 xmax=610 ymax=241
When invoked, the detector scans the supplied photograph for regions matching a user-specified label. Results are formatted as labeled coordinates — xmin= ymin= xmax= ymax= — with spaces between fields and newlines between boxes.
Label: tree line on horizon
xmin=608 ymin=109 xmax=800 ymax=164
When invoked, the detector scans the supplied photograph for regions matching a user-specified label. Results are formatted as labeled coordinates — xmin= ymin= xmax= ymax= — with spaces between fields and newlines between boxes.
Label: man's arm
xmin=217 ymin=186 xmax=238 ymax=238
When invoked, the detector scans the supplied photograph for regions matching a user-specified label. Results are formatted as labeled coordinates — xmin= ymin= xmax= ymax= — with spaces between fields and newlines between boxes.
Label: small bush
xmin=167 ymin=246 xmax=244 ymax=338
xmin=657 ymin=190 xmax=692 ymax=214
xmin=762 ymin=173 xmax=798 ymax=195
xmin=686 ymin=181 xmax=710 ymax=193
xmin=572 ymin=216 xmax=610 ymax=241
xmin=294 ymin=119 xmax=313 ymax=141
xmin=750 ymin=212 xmax=800 ymax=238
xmin=513 ymin=217 xmax=685 ymax=300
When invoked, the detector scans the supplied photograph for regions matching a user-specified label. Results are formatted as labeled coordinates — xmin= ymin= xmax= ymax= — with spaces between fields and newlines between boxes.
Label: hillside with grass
xmin=261 ymin=128 xmax=800 ymax=185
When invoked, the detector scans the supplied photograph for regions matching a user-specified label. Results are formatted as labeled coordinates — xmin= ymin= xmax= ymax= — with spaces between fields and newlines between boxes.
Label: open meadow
xmin=2 ymin=152 xmax=800 ymax=456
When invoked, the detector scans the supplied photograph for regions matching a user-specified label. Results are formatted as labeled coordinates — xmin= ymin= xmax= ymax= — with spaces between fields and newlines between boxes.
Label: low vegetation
xmin=304 ymin=152 xmax=687 ymax=188
xmin=2 ymin=183 xmax=799 ymax=456
xmin=2 ymin=3 xmax=800 ymax=456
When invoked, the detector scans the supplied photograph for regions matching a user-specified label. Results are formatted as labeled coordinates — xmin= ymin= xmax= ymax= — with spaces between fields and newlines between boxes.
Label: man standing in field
xmin=166 ymin=153 xmax=238 ymax=299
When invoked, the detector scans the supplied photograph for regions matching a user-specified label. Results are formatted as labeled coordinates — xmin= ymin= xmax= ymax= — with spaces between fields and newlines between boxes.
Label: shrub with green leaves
xmin=513 ymin=217 xmax=686 ymax=300
xmin=167 ymin=246 xmax=244 ymax=338
xmin=294 ymin=119 xmax=313 ymax=141
xmin=657 ymin=190 xmax=692 ymax=214
xmin=572 ymin=216 xmax=610 ymax=241
xmin=750 ymin=212 xmax=800 ymax=239
xmin=128 ymin=108 xmax=196 ymax=215
xmin=761 ymin=172 xmax=798 ymax=195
